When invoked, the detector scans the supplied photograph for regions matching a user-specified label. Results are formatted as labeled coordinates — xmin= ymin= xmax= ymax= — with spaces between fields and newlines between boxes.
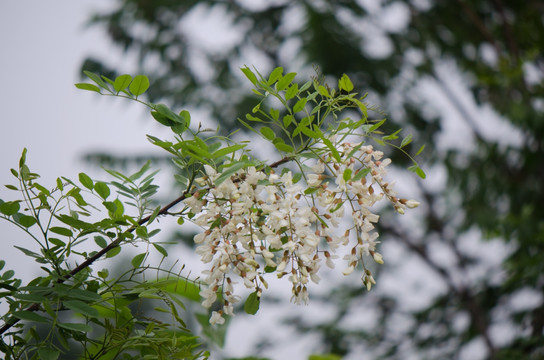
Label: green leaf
xmin=274 ymin=143 xmax=294 ymax=153
xmin=352 ymin=168 xmax=371 ymax=182
xmin=78 ymin=173 xmax=94 ymax=190
xmin=131 ymin=253 xmax=146 ymax=268
xmin=0 ymin=201 xmax=20 ymax=216
xmin=180 ymin=109 xmax=191 ymax=128
xmin=135 ymin=226 xmax=149 ymax=239
xmin=38 ymin=347 xmax=60 ymax=360
xmin=153 ymin=243 xmax=168 ymax=257
xmin=318 ymin=85 xmax=330 ymax=98
xmin=49 ymin=238 xmax=65 ymax=247
xmin=300 ymin=80 xmax=312 ymax=92
xmin=105 ymin=245 xmax=121 ymax=258
xmin=17 ymin=215 xmax=37 ymax=228
xmin=285 ymin=83 xmax=298 ymax=100
xmin=283 ymin=114 xmax=293 ymax=128
xmin=12 ymin=310 xmax=49 ymax=323
xmin=276 ymin=72 xmax=296 ymax=91
xmin=408 ymin=165 xmax=426 ymax=179
xmin=368 ymin=119 xmax=386 ymax=133
xmin=309 ymin=354 xmax=342 ymax=360
xmin=63 ymin=300 xmax=100 ymax=318
xmin=317 ymin=130 xmax=341 ymax=162
xmin=269 ymin=108 xmax=280 ymax=121
xmin=49 ymin=227 xmax=73 ymax=237
xmin=353 ymin=98 xmax=368 ymax=118
xmin=83 ymin=70 xmax=110 ymax=90
xmin=267 ymin=67 xmax=283 ymax=85
xmin=415 ymin=144 xmax=426 ymax=156
xmin=243 ymin=291 xmax=260 ymax=315
xmin=293 ymin=98 xmax=308 ymax=113
xmin=260 ymin=126 xmax=275 ymax=141
xmin=75 ymin=83 xmax=101 ymax=93
xmin=129 ymin=160 xmax=153 ymax=181
xmin=32 ymin=182 xmax=50 ymax=195
xmin=101 ymin=75 xmax=115 ymax=87
xmin=113 ymin=74 xmax=132 ymax=93
xmin=338 ymin=73 xmax=354 ymax=92
xmin=154 ymin=103 xmax=185 ymax=123
xmin=94 ymin=182 xmax=110 ymax=200
xmin=211 ymin=144 xmax=246 ymax=159
xmin=382 ymin=128 xmax=402 ymax=141
xmin=94 ymin=236 xmax=107 ymax=248
xmin=129 ymin=75 xmax=150 ymax=96
xmin=58 ymin=322 xmax=92 ymax=333
xmin=13 ymin=245 xmax=40 ymax=259
xmin=246 ymin=113 xmax=264 ymax=122
xmin=14 ymin=293 xmax=47 ymax=302
xmin=162 ymin=278 xmax=201 ymax=302
xmin=58 ymin=285 xmax=102 ymax=301
xmin=296 ymin=124 xmax=318 ymax=139
xmin=343 ymin=168 xmax=352 ymax=182
xmin=241 ymin=66 xmax=258 ymax=85
xmin=400 ymin=134 xmax=413 ymax=148
xmin=56 ymin=178 xmax=64 ymax=191
xmin=147 ymin=205 xmax=162 ymax=224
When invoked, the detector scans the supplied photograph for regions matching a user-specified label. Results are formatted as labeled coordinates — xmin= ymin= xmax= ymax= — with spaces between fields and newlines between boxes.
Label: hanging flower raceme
xmin=183 ymin=142 xmax=419 ymax=325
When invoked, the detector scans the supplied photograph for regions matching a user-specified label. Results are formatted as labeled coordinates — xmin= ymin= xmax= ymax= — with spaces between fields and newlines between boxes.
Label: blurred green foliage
xmin=83 ymin=1 xmax=544 ymax=358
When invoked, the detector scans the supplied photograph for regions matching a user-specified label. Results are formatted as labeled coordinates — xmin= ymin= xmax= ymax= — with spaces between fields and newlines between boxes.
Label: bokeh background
xmin=1 ymin=1 xmax=543 ymax=359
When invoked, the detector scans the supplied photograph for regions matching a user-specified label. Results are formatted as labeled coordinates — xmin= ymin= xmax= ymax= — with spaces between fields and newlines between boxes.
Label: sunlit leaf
xmin=401 ymin=134 xmax=413 ymax=148
xmin=240 ymin=66 xmax=258 ymax=85
xmin=260 ymin=126 xmax=275 ymax=141
xmin=276 ymin=72 xmax=296 ymax=91
xmin=129 ymin=75 xmax=150 ymax=96
xmin=75 ymin=83 xmax=101 ymax=93
xmin=113 ymin=74 xmax=132 ymax=93
xmin=267 ymin=67 xmax=283 ymax=85
xmin=338 ymin=73 xmax=354 ymax=92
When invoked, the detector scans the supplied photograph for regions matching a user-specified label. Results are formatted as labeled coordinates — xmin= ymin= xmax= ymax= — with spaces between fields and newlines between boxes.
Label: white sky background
xmin=0 ymin=1 xmax=168 ymax=275
xmin=0 ymin=2 xmax=534 ymax=360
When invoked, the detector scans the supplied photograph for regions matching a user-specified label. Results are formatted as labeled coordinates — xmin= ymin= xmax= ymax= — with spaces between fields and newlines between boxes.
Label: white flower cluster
xmin=183 ymin=143 xmax=419 ymax=325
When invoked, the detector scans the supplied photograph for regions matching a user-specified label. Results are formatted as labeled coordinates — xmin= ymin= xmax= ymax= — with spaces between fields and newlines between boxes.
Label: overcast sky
xmin=0 ymin=2 xmax=173 ymax=278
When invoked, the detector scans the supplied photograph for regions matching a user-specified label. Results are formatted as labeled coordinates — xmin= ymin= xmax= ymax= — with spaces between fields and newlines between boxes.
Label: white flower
xmin=209 ymin=311 xmax=225 ymax=325
xmin=184 ymin=193 xmax=204 ymax=213
xmin=372 ymin=252 xmax=384 ymax=264
xmin=307 ymin=174 xmax=323 ymax=187
xmin=246 ymin=167 xmax=266 ymax=185
xmin=204 ymin=164 xmax=217 ymax=179
xmin=342 ymin=265 xmax=355 ymax=276
xmin=200 ymin=287 xmax=217 ymax=308
xmin=311 ymin=161 xmax=325 ymax=174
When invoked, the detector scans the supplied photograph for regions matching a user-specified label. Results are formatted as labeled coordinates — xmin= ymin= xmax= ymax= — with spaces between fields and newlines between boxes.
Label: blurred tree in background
xmin=83 ymin=0 xmax=544 ymax=359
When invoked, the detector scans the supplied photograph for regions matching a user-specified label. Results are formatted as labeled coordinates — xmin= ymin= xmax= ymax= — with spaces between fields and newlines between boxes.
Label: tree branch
xmin=0 ymin=155 xmax=294 ymax=336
